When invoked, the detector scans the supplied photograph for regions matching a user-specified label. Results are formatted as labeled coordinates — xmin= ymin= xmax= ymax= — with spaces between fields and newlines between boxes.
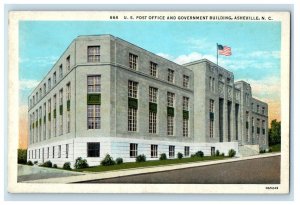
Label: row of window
xmin=30 ymin=55 xmax=71 ymax=108
xmin=251 ymin=103 xmax=266 ymax=115
xmin=28 ymin=144 xmax=69 ymax=160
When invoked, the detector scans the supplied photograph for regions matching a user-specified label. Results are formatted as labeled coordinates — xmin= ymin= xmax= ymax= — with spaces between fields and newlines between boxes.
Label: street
xmin=77 ymin=155 xmax=280 ymax=184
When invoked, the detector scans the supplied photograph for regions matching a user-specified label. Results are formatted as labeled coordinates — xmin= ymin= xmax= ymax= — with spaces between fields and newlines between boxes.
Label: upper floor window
xmin=53 ymin=72 xmax=57 ymax=85
xmin=59 ymin=89 xmax=63 ymax=105
xmin=66 ymin=55 xmax=70 ymax=70
xmin=129 ymin=53 xmax=138 ymax=70
xmin=209 ymin=99 xmax=214 ymax=113
xmin=150 ymin=62 xmax=157 ymax=77
xmin=36 ymin=92 xmax=38 ymax=103
xmin=168 ymin=69 xmax=174 ymax=83
xmin=262 ymin=107 xmax=265 ymax=115
xmin=33 ymin=96 xmax=35 ymax=105
xmin=43 ymin=83 xmax=46 ymax=95
xmin=183 ymin=75 xmax=189 ymax=88
xmin=128 ymin=80 xmax=138 ymax=98
xmin=167 ymin=92 xmax=175 ymax=107
xmin=87 ymin=76 xmax=101 ymax=93
xmin=87 ymin=46 xmax=100 ymax=62
xmin=149 ymin=87 xmax=158 ymax=103
xmin=257 ymin=105 xmax=260 ymax=113
xmin=48 ymin=78 xmax=51 ymax=91
xmin=59 ymin=64 xmax=63 ymax=79
xmin=227 ymin=77 xmax=231 ymax=84
xmin=39 ymin=88 xmax=42 ymax=99
xmin=183 ymin=96 xmax=189 ymax=111
xmin=66 ymin=83 xmax=71 ymax=100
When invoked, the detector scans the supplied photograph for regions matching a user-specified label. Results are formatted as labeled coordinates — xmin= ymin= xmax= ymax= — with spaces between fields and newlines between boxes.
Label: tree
xmin=268 ymin=120 xmax=281 ymax=145
xmin=18 ymin=149 xmax=27 ymax=164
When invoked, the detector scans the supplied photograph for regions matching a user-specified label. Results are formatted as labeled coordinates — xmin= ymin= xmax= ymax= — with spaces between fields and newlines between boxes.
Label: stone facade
xmin=27 ymin=35 xmax=268 ymax=166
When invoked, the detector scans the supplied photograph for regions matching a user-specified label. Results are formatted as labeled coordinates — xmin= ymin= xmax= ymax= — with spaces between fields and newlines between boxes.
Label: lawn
xmin=270 ymin=144 xmax=281 ymax=152
xmin=75 ymin=156 xmax=228 ymax=172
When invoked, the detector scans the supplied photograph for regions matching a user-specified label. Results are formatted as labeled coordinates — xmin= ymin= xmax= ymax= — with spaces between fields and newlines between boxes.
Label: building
xmin=27 ymin=35 xmax=268 ymax=167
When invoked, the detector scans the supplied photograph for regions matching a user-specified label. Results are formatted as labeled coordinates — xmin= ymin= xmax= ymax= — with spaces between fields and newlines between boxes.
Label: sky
xmin=18 ymin=20 xmax=281 ymax=148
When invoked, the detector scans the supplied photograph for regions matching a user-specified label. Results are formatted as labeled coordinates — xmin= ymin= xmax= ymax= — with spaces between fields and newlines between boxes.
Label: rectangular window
xmin=39 ymin=149 xmax=40 ymax=159
xmin=130 ymin=143 xmax=138 ymax=158
xmin=87 ymin=105 xmax=101 ymax=129
xmin=66 ymin=55 xmax=70 ymax=70
xmin=58 ymin=145 xmax=61 ymax=158
xmin=43 ymin=83 xmax=46 ymax=95
xmin=59 ymin=64 xmax=63 ymax=79
xmin=149 ymin=87 xmax=158 ymax=103
xmin=39 ymin=88 xmax=42 ymax=100
xmin=52 ymin=146 xmax=55 ymax=158
xmin=167 ymin=92 xmax=175 ymax=107
xmin=183 ymin=118 xmax=188 ymax=137
xmin=66 ymin=144 xmax=69 ymax=158
xmin=151 ymin=144 xmax=158 ymax=158
xmin=128 ymin=108 xmax=137 ymax=131
xmin=262 ymin=107 xmax=265 ymax=115
xmin=168 ymin=69 xmax=174 ymax=83
xmin=209 ymin=99 xmax=214 ymax=138
xmin=36 ymin=92 xmax=38 ymax=103
xmin=53 ymin=72 xmax=56 ymax=85
xmin=129 ymin=53 xmax=138 ymax=70
xmin=33 ymin=96 xmax=35 ymax=105
xmin=149 ymin=111 xmax=157 ymax=134
xmin=48 ymin=99 xmax=51 ymax=138
xmin=66 ymin=83 xmax=71 ymax=100
xmin=167 ymin=116 xmax=174 ymax=136
xmin=87 ymin=142 xmax=100 ymax=157
xmin=87 ymin=75 xmax=101 ymax=93
xmin=128 ymin=80 xmax=138 ymax=98
xmin=183 ymin=75 xmax=189 ymax=88
xmin=169 ymin=145 xmax=175 ymax=158
xmin=184 ymin=146 xmax=190 ymax=157
xmin=87 ymin=46 xmax=100 ymax=62
xmin=43 ymin=103 xmax=46 ymax=140
xmin=183 ymin=96 xmax=189 ymax=111
xmin=150 ymin=62 xmax=157 ymax=77
xmin=209 ymin=99 xmax=214 ymax=113
xmin=257 ymin=105 xmax=260 ymax=113
xmin=47 ymin=147 xmax=49 ymax=158
xmin=48 ymin=78 xmax=51 ymax=91
xmin=59 ymin=89 xmax=63 ymax=135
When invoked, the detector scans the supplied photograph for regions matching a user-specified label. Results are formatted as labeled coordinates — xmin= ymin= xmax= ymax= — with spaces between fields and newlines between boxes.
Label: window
xmin=53 ymin=95 xmax=57 ymax=137
xmin=149 ymin=111 xmax=157 ymax=133
xmin=87 ymin=75 xmax=101 ymax=93
xmin=183 ymin=97 xmax=189 ymax=111
xmin=36 ymin=92 xmax=38 ymax=103
xmin=43 ymin=103 xmax=46 ymax=140
xmin=209 ymin=99 xmax=214 ymax=113
xmin=33 ymin=96 xmax=35 ymax=105
xmin=47 ymin=147 xmax=49 ymax=158
xmin=257 ymin=118 xmax=260 ymax=134
xmin=130 ymin=143 xmax=138 ymax=158
xmin=183 ymin=75 xmax=189 ymax=88
xmin=167 ymin=92 xmax=175 ymax=107
xmin=128 ymin=108 xmax=137 ymax=131
xmin=39 ymin=88 xmax=42 ymax=100
xmin=39 ymin=149 xmax=40 ymax=159
xmin=128 ymin=80 xmax=138 ymax=98
xmin=150 ymin=62 xmax=157 ymax=77
xmin=167 ymin=69 xmax=174 ymax=83
xmin=66 ymin=83 xmax=71 ymax=100
xmin=48 ymin=99 xmax=51 ymax=138
xmin=183 ymin=118 xmax=188 ymax=137
xmin=151 ymin=144 xmax=158 ymax=158
xmin=66 ymin=55 xmax=70 ymax=70
xmin=262 ymin=120 xmax=266 ymax=135
xmin=209 ymin=99 xmax=214 ymax=138
xmin=59 ymin=64 xmax=63 ymax=79
xmin=149 ymin=87 xmax=158 ymax=103
xmin=66 ymin=144 xmax=69 ymax=158
xmin=59 ymin=89 xmax=63 ymax=135
xmin=262 ymin=107 xmax=265 ymax=115
xmin=167 ymin=116 xmax=174 ymax=136
xmin=53 ymin=72 xmax=56 ymax=85
xmin=209 ymin=77 xmax=215 ymax=91
xmin=43 ymin=83 xmax=46 ymax=95
xmin=129 ymin=53 xmax=138 ymax=70
xmin=87 ymin=142 xmax=100 ymax=157
xmin=48 ymin=78 xmax=51 ymax=91
xmin=227 ymin=77 xmax=231 ymax=84
xmin=257 ymin=105 xmax=260 ymax=113
xmin=58 ymin=145 xmax=61 ymax=158
xmin=169 ymin=145 xmax=175 ymax=158
xmin=87 ymin=105 xmax=101 ymax=129
xmin=52 ymin=146 xmax=55 ymax=158
xmin=184 ymin=146 xmax=190 ymax=157
xmin=87 ymin=46 xmax=100 ymax=62
xmin=246 ymin=111 xmax=249 ymax=141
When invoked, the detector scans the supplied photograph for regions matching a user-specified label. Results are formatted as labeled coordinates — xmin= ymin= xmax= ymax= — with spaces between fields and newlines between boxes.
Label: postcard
xmin=8 ymin=11 xmax=290 ymax=194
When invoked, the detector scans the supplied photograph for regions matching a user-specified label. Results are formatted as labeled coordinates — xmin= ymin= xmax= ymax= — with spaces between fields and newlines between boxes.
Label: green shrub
xmin=192 ymin=151 xmax=204 ymax=158
xmin=221 ymin=153 xmax=225 ymax=157
xmin=216 ymin=150 xmax=220 ymax=156
xmin=136 ymin=154 xmax=146 ymax=162
xmin=63 ymin=162 xmax=72 ymax=170
xmin=53 ymin=164 xmax=58 ymax=168
xmin=26 ymin=160 xmax=33 ymax=166
xmin=159 ymin=153 xmax=167 ymax=160
xmin=116 ymin=158 xmax=123 ymax=165
xmin=34 ymin=161 xmax=38 ymax=165
xmin=268 ymin=148 xmax=272 ymax=153
xmin=228 ymin=149 xmax=236 ymax=157
xmin=259 ymin=149 xmax=266 ymax=154
xmin=18 ymin=149 xmax=27 ymax=164
xmin=177 ymin=152 xmax=183 ymax=159
xmin=101 ymin=154 xmax=116 ymax=166
xmin=41 ymin=160 xmax=52 ymax=167
xmin=74 ymin=157 xmax=89 ymax=169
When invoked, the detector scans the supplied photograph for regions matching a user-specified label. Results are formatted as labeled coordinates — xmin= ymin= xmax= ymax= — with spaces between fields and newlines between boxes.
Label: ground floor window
xmin=87 ymin=142 xmax=100 ymax=157
xmin=47 ymin=147 xmax=49 ymax=158
xmin=169 ymin=145 xmax=175 ymax=158
xmin=52 ymin=146 xmax=55 ymax=158
xmin=130 ymin=143 xmax=138 ymax=158
xmin=58 ymin=145 xmax=61 ymax=158
xmin=211 ymin=147 xmax=215 ymax=156
xmin=184 ymin=146 xmax=190 ymax=157
xmin=66 ymin=144 xmax=69 ymax=158
xmin=151 ymin=144 xmax=158 ymax=158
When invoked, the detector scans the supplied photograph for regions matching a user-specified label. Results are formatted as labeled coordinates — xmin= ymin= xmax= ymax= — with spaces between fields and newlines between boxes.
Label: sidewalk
xmin=23 ymin=152 xmax=280 ymax=184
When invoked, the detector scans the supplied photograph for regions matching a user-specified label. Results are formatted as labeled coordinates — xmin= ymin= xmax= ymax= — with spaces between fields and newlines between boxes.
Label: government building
xmin=27 ymin=35 xmax=269 ymax=167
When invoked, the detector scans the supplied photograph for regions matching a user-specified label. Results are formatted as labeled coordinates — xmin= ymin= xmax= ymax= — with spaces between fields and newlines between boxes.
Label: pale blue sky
xmin=19 ymin=21 xmax=281 ymax=106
